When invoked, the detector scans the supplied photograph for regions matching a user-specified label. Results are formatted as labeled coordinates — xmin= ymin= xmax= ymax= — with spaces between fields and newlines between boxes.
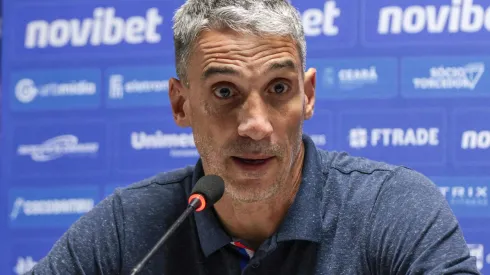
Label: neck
xmin=214 ymin=143 xmax=305 ymax=250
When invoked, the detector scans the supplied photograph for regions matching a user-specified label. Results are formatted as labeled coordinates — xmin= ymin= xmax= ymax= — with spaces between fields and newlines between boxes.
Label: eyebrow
xmin=201 ymin=66 xmax=240 ymax=81
xmin=200 ymin=59 xmax=298 ymax=81
xmin=267 ymin=59 xmax=297 ymax=72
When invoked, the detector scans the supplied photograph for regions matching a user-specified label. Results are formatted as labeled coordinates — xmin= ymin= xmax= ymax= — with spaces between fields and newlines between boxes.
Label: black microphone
xmin=130 ymin=175 xmax=225 ymax=275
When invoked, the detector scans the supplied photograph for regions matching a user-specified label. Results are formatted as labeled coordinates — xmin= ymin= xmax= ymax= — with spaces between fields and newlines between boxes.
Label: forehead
xmin=188 ymin=29 xmax=302 ymax=79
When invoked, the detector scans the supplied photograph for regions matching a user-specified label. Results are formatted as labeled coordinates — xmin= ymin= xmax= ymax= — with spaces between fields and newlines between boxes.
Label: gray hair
xmin=172 ymin=0 xmax=306 ymax=84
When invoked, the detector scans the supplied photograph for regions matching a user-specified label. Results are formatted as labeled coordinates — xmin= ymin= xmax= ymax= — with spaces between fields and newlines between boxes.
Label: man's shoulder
xmin=110 ymin=165 xmax=196 ymax=219
xmin=121 ymin=165 xmax=196 ymax=192
xmin=318 ymin=149 xmax=397 ymax=175
xmin=312 ymin=152 xmax=477 ymax=275
xmin=317 ymin=149 xmax=437 ymax=205
xmin=315 ymin=150 xmax=441 ymax=240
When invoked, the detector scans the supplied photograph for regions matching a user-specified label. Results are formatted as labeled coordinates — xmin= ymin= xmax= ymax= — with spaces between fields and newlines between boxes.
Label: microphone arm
xmin=130 ymin=198 xmax=201 ymax=275
xmin=130 ymin=174 xmax=224 ymax=274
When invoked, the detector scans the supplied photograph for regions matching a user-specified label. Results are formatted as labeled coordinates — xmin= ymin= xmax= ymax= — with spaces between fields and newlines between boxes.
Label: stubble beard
xmin=224 ymin=175 xmax=284 ymax=203
xmin=194 ymin=110 xmax=305 ymax=204
xmin=218 ymin=129 xmax=304 ymax=204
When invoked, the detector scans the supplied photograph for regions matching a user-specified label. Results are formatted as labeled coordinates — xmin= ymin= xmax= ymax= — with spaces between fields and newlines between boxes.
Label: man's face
xmin=170 ymin=29 xmax=316 ymax=203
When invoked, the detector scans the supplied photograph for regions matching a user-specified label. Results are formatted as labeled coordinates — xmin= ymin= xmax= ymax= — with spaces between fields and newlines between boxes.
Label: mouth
xmin=231 ymin=156 xmax=275 ymax=168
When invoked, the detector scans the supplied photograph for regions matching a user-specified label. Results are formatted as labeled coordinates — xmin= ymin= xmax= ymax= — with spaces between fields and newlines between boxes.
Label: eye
xmin=270 ymin=82 xmax=290 ymax=94
xmin=213 ymin=86 xmax=235 ymax=99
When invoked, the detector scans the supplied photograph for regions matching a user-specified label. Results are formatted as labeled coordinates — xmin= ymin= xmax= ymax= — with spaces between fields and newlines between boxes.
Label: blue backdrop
xmin=1 ymin=0 xmax=490 ymax=274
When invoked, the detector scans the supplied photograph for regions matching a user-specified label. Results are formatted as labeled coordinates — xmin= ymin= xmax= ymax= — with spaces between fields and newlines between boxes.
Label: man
xmin=28 ymin=0 xmax=479 ymax=274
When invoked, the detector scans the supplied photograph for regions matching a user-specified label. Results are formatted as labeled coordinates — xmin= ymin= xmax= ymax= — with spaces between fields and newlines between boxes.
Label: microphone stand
xmin=130 ymin=199 xmax=201 ymax=275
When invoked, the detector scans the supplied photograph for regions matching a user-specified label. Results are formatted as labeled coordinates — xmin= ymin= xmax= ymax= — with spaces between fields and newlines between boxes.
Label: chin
xmin=224 ymin=176 xmax=281 ymax=203
xmin=225 ymin=187 xmax=278 ymax=203
xmin=227 ymin=171 xmax=272 ymax=184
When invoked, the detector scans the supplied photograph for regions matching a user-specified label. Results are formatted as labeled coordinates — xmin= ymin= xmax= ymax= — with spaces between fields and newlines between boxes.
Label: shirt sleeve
xmin=25 ymin=191 xmax=125 ymax=275
xmin=363 ymin=167 xmax=480 ymax=275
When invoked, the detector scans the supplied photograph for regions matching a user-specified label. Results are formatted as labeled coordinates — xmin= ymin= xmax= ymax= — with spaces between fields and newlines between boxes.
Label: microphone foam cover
xmin=191 ymin=175 xmax=225 ymax=207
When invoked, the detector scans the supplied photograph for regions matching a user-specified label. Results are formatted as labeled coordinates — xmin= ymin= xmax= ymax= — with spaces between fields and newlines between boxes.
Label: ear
xmin=169 ymin=78 xmax=191 ymax=127
xmin=303 ymin=68 xmax=316 ymax=120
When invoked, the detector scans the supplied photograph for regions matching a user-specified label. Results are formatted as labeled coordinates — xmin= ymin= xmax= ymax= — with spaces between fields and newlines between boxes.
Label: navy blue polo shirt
xmin=28 ymin=134 xmax=480 ymax=275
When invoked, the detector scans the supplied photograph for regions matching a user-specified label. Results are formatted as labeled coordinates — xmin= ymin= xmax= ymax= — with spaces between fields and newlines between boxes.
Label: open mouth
xmin=232 ymin=156 xmax=274 ymax=166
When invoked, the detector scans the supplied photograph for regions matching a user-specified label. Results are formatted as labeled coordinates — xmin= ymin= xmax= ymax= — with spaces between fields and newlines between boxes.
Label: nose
xmin=237 ymin=93 xmax=273 ymax=141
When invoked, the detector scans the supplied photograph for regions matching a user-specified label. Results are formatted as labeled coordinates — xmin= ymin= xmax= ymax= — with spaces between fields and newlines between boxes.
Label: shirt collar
xmin=191 ymin=159 xmax=232 ymax=258
xmin=276 ymin=134 xmax=325 ymax=243
xmin=192 ymin=134 xmax=326 ymax=257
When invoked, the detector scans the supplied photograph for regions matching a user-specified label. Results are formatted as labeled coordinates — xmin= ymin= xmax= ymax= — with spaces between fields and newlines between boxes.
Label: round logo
xmin=15 ymin=78 xmax=38 ymax=104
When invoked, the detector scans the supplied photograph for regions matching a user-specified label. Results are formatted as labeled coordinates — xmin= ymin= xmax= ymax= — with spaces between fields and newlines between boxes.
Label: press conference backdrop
xmin=1 ymin=0 xmax=490 ymax=274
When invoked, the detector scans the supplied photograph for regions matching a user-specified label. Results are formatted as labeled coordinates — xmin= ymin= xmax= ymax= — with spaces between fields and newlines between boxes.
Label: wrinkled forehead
xmin=188 ymin=29 xmax=303 ymax=81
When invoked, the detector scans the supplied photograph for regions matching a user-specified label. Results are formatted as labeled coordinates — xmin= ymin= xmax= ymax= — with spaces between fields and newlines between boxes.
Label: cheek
xmin=281 ymin=100 xmax=305 ymax=158
xmin=279 ymin=97 xmax=304 ymax=133
xmin=189 ymin=102 xmax=228 ymax=159
xmin=192 ymin=127 xmax=217 ymax=163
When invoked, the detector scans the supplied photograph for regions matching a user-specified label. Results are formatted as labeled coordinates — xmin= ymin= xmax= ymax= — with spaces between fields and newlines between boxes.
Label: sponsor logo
xmin=339 ymin=110 xmax=446 ymax=165
xmin=439 ymin=186 xmax=488 ymax=206
xmin=105 ymin=65 xmax=173 ymax=108
xmin=116 ymin=120 xmax=199 ymax=172
xmin=362 ymin=0 xmax=490 ymax=46
xmin=290 ymin=0 xmax=357 ymax=49
xmin=299 ymin=1 xmax=341 ymax=37
xmin=108 ymin=75 xmax=124 ymax=99
xmin=25 ymin=7 xmax=163 ymax=49
xmin=434 ymin=178 xmax=490 ymax=217
xmin=14 ymin=79 xmax=37 ymax=104
xmin=9 ymin=2 xmax=177 ymax=58
xmin=401 ymin=56 xmax=490 ymax=98
xmin=349 ymin=127 xmax=440 ymax=149
xmin=13 ymin=257 xmax=37 ymax=275
xmin=378 ymin=0 xmax=490 ymax=35
xmin=131 ymin=131 xmax=197 ymax=157
xmin=452 ymin=110 xmax=490 ymax=167
xmin=348 ymin=127 xmax=369 ymax=149
xmin=412 ymin=63 xmax=484 ymax=90
xmin=15 ymin=78 xmax=96 ymax=104
xmin=461 ymin=130 xmax=490 ymax=149
xmin=325 ymin=66 xmax=378 ymax=90
xmin=17 ymin=134 xmax=99 ymax=162
xmin=309 ymin=58 xmax=398 ymax=99
xmin=8 ymin=187 xmax=99 ymax=228
xmin=11 ymin=122 xmax=107 ymax=177
xmin=10 ymin=69 xmax=101 ymax=111
xmin=108 ymin=75 xmax=168 ymax=99
xmin=10 ymin=197 xmax=94 ymax=221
